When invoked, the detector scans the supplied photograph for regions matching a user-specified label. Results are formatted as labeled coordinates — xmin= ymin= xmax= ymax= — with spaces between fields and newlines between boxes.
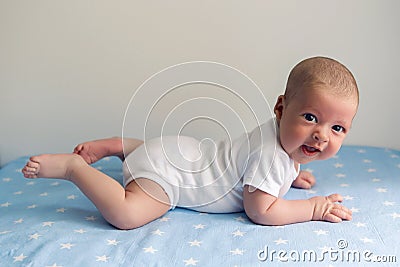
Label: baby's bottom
xmin=22 ymin=147 xmax=170 ymax=230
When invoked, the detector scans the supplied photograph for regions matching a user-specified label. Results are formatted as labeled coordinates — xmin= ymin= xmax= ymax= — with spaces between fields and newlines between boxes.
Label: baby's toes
xmin=73 ymin=144 xmax=84 ymax=154
xmin=22 ymin=167 xmax=37 ymax=178
xmin=23 ymin=166 xmax=37 ymax=173
xmin=26 ymin=160 xmax=39 ymax=169
xmin=22 ymin=161 xmax=39 ymax=177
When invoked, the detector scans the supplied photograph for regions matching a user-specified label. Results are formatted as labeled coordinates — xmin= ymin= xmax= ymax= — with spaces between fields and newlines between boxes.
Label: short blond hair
xmin=284 ymin=56 xmax=359 ymax=105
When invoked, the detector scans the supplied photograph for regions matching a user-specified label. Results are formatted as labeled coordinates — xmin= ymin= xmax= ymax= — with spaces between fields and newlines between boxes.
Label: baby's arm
xmin=243 ymin=185 xmax=352 ymax=226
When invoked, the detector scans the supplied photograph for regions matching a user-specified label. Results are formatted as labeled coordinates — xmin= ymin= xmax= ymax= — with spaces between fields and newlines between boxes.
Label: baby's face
xmin=275 ymin=87 xmax=358 ymax=164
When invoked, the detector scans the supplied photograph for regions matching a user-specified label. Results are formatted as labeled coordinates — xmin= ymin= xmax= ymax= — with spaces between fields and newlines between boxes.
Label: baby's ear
xmin=274 ymin=95 xmax=285 ymax=121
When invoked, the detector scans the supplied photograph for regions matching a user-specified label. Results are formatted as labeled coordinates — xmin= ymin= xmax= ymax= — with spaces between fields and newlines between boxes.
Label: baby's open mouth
xmin=301 ymin=145 xmax=321 ymax=156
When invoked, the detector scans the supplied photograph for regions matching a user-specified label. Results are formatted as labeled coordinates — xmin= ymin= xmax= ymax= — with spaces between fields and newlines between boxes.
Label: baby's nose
xmin=312 ymin=131 xmax=328 ymax=143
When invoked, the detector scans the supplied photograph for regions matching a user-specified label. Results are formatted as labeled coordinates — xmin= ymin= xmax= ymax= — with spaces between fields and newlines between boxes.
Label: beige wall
xmin=1 ymin=0 xmax=399 ymax=166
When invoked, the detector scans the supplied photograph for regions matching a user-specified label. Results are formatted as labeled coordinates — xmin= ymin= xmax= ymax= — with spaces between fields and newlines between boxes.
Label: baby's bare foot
xmin=73 ymin=137 xmax=123 ymax=164
xmin=22 ymin=154 xmax=85 ymax=180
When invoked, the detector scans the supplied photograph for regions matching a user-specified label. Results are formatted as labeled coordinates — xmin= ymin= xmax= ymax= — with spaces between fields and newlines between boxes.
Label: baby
xmin=22 ymin=56 xmax=358 ymax=229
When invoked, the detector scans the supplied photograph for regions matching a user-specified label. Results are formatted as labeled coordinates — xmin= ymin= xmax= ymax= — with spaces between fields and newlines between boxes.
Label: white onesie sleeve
xmin=242 ymin=147 xmax=297 ymax=197
xmin=240 ymin=119 xmax=298 ymax=198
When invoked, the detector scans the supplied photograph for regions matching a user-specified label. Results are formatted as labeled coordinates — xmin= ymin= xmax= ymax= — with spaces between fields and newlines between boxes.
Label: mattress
xmin=1 ymin=145 xmax=399 ymax=266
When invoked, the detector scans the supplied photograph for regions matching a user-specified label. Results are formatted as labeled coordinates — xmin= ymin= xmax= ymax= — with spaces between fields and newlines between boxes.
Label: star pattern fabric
xmin=0 ymin=146 xmax=399 ymax=266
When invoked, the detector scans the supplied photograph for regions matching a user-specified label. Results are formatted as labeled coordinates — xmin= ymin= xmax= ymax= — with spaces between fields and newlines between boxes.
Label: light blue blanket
xmin=1 ymin=146 xmax=399 ymax=266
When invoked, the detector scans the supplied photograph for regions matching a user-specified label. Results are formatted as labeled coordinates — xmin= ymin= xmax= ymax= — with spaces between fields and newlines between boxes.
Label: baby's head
xmin=274 ymin=56 xmax=359 ymax=164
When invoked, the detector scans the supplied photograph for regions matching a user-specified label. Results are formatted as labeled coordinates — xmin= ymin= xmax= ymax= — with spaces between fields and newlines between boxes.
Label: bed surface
xmin=1 ymin=145 xmax=399 ymax=266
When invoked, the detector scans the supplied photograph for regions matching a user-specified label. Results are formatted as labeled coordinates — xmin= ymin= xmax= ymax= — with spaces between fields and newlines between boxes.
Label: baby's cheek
xmin=323 ymin=144 xmax=341 ymax=159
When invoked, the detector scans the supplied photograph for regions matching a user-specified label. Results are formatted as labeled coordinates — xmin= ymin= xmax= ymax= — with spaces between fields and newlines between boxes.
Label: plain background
xmin=1 ymin=1 xmax=399 ymax=167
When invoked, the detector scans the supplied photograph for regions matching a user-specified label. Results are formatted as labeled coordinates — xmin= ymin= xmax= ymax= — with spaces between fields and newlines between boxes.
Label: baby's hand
xmin=309 ymin=194 xmax=352 ymax=223
xmin=292 ymin=170 xmax=316 ymax=189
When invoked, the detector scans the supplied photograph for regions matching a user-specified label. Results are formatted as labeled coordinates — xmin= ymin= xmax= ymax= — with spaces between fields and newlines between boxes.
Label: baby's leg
xmin=22 ymin=154 xmax=169 ymax=229
xmin=74 ymin=137 xmax=144 ymax=164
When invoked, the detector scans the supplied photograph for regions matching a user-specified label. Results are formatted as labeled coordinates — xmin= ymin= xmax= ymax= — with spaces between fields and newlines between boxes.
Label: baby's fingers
xmin=323 ymin=213 xmax=343 ymax=223
xmin=324 ymin=205 xmax=352 ymax=222
xmin=327 ymin=193 xmax=343 ymax=203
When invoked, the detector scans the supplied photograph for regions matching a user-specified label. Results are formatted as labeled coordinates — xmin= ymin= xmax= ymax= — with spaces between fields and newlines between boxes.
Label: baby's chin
xmin=289 ymin=150 xmax=322 ymax=164
xmin=293 ymin=157 xmax=317 ymax=165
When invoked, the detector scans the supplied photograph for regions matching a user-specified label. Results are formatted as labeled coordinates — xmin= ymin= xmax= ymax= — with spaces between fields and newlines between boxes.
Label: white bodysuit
xmin=123 ymin=118 xmax=299 ymax=213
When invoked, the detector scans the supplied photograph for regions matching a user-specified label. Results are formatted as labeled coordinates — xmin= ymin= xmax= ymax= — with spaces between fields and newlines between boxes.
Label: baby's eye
xmin=332 ymin=125 xmax=345 ymax=133
xmin=303 ymin=113 xmax=317 ymax=123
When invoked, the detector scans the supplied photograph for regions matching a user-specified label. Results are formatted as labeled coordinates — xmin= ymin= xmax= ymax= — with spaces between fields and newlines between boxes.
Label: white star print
xmin=56 ymin=208 xmax=67 ymax=213
xmin=13 ymin=253 xmax=27 ymax=262
xmin=0 ymin=230 xmax=12 ymax=234
xmin=232 ymin=230 xmax=245 ymax=237
xmin=85 ymin=216 xmax=97 ymax=221
xmin=67 ymin=195 xmax=77 ymax=200
xmin=383 ymin=201 xmax=395 ymax=206
xmin=14 ymin=191 xmax=23 ymax=195
xmin=27 ymin=204 xmax=37 ymax=209
xmin=340 ymin=183 xmax=350 ymax=187
xmin=376 ymin=188 xmax=387 ymax=193
xmin=354 ymin=222 xmax=366 ymax=227
xmin=371 ymin=178 xmax=381 ymax=182
xmin=143 ymin=246 xmax=157 ymax=253
xmin=183 ymin=257 xmax=199 ymax=265
xmin=314 ymin=229 xmax=328 ymax=235
xmin=230 ymin=248 xmax=245 ymax=255
xmin=26 ymin=181 xmax=35 ymax=185
xmin=306 ymin=189 xmax=317 ymax=194
xmin=390 ymin=212 xmax=400 ymax=219
xmin=107 ymin=239 xmax=120 ymax=245
xmin=193 ymin=224 xmax=205 ymax=229
xmin=363 ymin=159 xmax=372 ymax=163
xmin=2 ymin=177 xmax=11 ymax=182
xmin=29 ymin=233 xmax=41 ymax=240
xmin=336 ymin=173 xmax=346 ymax=178
xmin=350 ymin=207 xmax=360 ymax=213
xmin=235 ymin=216 xmax=246 ymax=222
xmin=95 ymin=255 xmax=110 ymax=262
xmin=60 ymin=243 xmax=75 ymax=249
xmin=334 ymin=163 xmax=343 ymax=168
xmin=51 ymin=182 xmax=60 ymax=186
xmin=159 ymin=216 xmax=170 ymax=222
xmin=358 ymin=149 xmax=366 ymax=153
xmin=74 ymin=229 xmax=86 ymax=234
xmin=343 ymin=195 xmax=354 ymax=200
xmin=188 ymin=240 xmax=202 ymax=247
xmin=274 ymin=238 xmax=288 ymax=245
xmin=14 ymin=218 xmax=23 ymax=224
xmin=39 ymin=192 xmax=48 ymax=197
xmin=1 ymin=202 xmax=11 ymax=207
xmin=367 ymin=168 xmax=376 ymax=173
xmin=360 ymin=237 xmax=373 ymax=243
xmin=42 ymin=221 xmax=55 ymax=227
xmin=151 ymin=229 xmax=165 ymax=236
xmin=46 ymin=263 xmax=62 ymax=267
xmin=390 ymin=154 xmax=399 ymax=158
